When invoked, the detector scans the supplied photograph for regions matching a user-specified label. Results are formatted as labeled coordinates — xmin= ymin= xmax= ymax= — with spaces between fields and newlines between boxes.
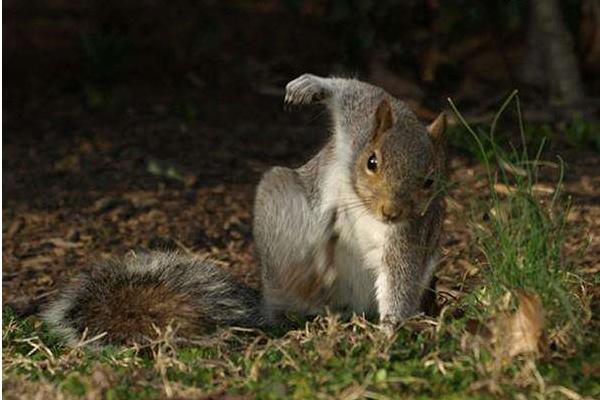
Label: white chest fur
xmin=320 ymin=163 xmax=389 ymax=316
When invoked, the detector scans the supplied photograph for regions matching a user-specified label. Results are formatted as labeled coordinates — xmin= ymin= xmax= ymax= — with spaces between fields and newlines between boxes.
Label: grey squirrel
xmin=42 ymin=74 xmax=447 ymax=345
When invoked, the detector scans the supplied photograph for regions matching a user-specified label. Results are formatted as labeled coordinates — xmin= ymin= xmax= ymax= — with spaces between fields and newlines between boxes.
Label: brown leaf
xmin=493 ymin=183 xmax=516 ymax=195
xmin=495 ymin=291 xmax=545 ymax=358
xmin=21 ymin=256 xmax=54 ymax=269
xmin=5 ymin=218 xmax=24 ymax=238
xmin=45 ymin=238 xmax=82 ymax=249
xmin=92 ymin=196 xmax=125 ymax=214
xmin=494 ymin=183 xmax=554 ymax=196
xmin=507 ymin=292 xmax=545 ymax=356
xmin=532 ymin=183 xmax=556 ymax=195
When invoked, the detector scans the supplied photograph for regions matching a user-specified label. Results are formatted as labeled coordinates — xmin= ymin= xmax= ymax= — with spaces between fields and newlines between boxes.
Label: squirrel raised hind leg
xmin=254 ymin=164 xmax=338 ymax=324
xmin=284 ymin=74 xmax=336 ymax=105
xmin=284 ymin=74 xmax=404 ymax=151
xmin=284 ymin=73 xmax=447 ymax=329
xmin=284 ymin=73 xmax=383 ymax=111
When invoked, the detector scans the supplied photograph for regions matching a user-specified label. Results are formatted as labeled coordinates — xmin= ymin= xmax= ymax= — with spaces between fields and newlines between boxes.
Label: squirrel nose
xmin=380 ymin=204 xmax=398 ymax=221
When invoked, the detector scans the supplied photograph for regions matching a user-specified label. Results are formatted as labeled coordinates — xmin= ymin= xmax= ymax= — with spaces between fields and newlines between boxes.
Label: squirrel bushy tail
xmin=42 ymin=251 xmax=263 ymax=346
xmin=42 ymin=73 xmax=447 ymax=346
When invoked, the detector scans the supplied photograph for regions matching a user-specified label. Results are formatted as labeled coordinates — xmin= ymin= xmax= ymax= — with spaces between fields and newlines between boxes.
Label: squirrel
xmin=42 ymin=74 xmax=447 ymax=346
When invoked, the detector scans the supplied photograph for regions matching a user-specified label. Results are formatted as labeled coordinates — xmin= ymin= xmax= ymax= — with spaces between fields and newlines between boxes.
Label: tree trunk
xmin=528 ymin=0 xmax=586 ymax=112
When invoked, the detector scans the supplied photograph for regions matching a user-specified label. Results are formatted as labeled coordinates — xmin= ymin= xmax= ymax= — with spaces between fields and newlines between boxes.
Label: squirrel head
xmin=353 ymin=98 xmax=446 ymax=223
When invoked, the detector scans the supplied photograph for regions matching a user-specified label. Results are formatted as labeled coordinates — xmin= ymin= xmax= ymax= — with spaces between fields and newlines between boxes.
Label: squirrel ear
xmin=374 ymin=98 xmax=395 ymax=136
xmin=427 ymin=112 xmax=446 ymax=145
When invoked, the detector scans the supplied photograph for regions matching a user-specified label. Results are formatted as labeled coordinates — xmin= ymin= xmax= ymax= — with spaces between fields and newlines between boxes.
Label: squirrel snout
xmin=379 ymin=203 xmax=401 ymax=222
xmin=378 ymin=196 xmax=415 ymax=222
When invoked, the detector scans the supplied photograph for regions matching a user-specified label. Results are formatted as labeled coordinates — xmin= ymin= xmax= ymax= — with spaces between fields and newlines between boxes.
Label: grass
xmin=449 ymin=92 xmax=585 ymax=331
xmin=3 ymin=95 xmax=598 ymax=399
xmin=0 ymin=311 xmax=532 ymax=399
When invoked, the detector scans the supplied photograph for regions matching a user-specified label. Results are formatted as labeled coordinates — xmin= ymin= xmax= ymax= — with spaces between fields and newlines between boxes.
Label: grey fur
xmin=261 ymin=74 xmax=445 ymax=329
xmin=42 ymin=251 xmax=262 ymax=346
xmin=43 ymin=74 xmax=445 ymax=346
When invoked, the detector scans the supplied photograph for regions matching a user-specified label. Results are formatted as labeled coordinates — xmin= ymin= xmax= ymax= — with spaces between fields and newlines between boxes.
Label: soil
xmin=4 ymin=82 xmax=599 ymax=316
xmin=3 ymin=1 xmax=599 ymax=319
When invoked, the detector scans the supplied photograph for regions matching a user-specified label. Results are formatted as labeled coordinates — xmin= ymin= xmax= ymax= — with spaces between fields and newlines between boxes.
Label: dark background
xmin=3 ymin=1 xmax=599 ymax=308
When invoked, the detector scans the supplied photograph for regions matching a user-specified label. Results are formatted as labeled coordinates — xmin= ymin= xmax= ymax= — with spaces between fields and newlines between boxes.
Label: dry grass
xmin=3 ymin=297 xmax=598 ymax=399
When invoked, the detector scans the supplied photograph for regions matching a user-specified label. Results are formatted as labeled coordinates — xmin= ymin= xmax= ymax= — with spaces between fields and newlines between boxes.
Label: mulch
xmin=3 ymin=81 xmax=599 ymax=321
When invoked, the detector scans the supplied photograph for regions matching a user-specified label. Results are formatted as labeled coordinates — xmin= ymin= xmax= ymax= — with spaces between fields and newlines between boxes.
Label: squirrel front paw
xmin=379 ymin=315 xmax=401 ymax=339
xmin=284 ymin=74 xmax=332 ymax=105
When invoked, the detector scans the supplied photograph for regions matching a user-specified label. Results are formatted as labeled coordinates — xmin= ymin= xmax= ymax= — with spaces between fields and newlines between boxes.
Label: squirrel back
xmin=42 ymin=251 xmax=262 ymax=346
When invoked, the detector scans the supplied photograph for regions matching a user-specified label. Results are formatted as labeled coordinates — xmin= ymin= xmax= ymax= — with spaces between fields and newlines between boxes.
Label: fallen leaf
xmin=493 ymin=183 xmax=516 ymax=195
xmin=532 ymin=183 xmax=555 ymax=195
xmin=92 ymin=197 xmax=125 ymax=214
xmin=508 ymin=292 xmax=544 ymax=356
xmin=45 ymin=238 xmax=82 ymax=249
xmin=494 ymin=291 xmax=545 ymax=358
xmin=5 ymin=218 xmax=24 ymax=238
xmin=21 ymin=256 xmax=54 ymax=269
xmin=494 ymin=183 xmax=555 ymax=196
xmin=499 ymin=159 xmax=527 ymax=177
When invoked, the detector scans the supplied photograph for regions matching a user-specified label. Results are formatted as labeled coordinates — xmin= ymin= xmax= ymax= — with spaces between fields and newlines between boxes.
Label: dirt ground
xmin=3 ymin=1 xmax=599 ymax=321
xmin=3 ymin=79 xmax=600 ymax=319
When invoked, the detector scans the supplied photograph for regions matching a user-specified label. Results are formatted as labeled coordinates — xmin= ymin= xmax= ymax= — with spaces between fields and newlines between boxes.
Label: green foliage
xmin=3 ymin=307 xmax=65 ymax=357
xmin=447 ymin=123 xmax=494 ymax=162
xmin=61 ymin=374 xmax=87 ymax=396
xmin=450 ymin=114 xmax=600 ymax=161
xmin=449 ymin=92 xmax=583 ymax=331
xmin=565 ymin=114 xmax=600 ymax=150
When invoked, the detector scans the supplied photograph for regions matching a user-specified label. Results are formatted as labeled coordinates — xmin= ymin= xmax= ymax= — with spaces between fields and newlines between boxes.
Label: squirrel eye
xmin=423 ymin=177 xmax=434 ymax=189
xmin=367 ymin=153 xmax=378 ymax=172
